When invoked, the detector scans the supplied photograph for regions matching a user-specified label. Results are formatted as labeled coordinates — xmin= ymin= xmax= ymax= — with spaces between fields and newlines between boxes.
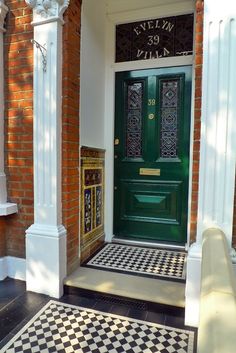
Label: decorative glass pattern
xmin=126 ymin=82 xmax=143 ymax=158
xmin=160 ymin=80 xmax=179 ymax=158
xmin=116 ymin=14 xmax=193 ymax=63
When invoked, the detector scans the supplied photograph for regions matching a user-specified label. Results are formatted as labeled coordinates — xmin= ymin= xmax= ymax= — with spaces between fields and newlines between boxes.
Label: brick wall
xmin=190 ymin=0 xmax=204 ymax=243
xmin=62 ymin=0 xmax=81 ymax=274
xmin=3 ymin=0 xmax=81 ymax=269
xmin=4 ymin=1 xmax=33 ymax=258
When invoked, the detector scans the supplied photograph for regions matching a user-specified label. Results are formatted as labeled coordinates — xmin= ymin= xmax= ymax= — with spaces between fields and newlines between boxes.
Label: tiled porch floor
xmin=0 ymin=278 xmax=197 ymax=352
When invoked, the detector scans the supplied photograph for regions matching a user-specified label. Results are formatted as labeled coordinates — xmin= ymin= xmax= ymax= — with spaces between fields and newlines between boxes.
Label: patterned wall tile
xmin=81 ymin=147 xmax=105 ymax=262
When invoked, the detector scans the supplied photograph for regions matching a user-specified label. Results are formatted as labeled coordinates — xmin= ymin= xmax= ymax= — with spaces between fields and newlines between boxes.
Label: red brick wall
xmin=3 ymin=1 xmax=81 ymax=268
xmin=62 ymin=0 xmax=81 ymax=274
xmin=4 ymin=1 xmax=33 ymax=258
xmin=189 ymin=0 xmax=204 ymax=243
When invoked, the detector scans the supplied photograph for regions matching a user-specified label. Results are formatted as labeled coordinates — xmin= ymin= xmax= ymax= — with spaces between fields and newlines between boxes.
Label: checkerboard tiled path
xmin=2 ymin=300 xmax=194 ymax=353
xmin=87 ymin=243 xmax=186 ymax=280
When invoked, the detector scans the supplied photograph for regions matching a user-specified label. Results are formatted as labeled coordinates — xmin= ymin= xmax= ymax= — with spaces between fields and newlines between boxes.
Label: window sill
xmin=0 ymin=203 xmax=18 ymax=216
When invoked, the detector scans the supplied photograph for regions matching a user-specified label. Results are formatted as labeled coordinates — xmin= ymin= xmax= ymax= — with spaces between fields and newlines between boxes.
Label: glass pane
xmin=160 ymin=80 xmax=179 ymax=158
xmin=116 ymin=14 xmax=193 ymax=63
xmin=126 ymin=82 xmax=143 ymax=158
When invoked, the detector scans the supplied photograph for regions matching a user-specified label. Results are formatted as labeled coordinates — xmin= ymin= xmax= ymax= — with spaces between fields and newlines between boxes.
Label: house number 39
xmin=148 ymin=99 xmax=156 ymax=106
xmin=147 ymin=35 xmax=160 ymax=46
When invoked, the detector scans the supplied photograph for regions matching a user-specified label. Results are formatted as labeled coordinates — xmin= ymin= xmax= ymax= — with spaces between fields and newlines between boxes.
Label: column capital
xmin=25 ymin=0 xmax=69 ymax=24
xmin=0 ymin=1 xmax=8 ymax=33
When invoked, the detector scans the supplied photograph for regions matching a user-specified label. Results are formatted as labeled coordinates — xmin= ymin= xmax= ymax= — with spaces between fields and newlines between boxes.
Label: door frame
xmin=104 ymin=1 xmax=196 ymax=248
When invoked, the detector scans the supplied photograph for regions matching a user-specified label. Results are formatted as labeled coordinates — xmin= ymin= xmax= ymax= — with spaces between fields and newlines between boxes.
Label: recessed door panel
xmin=120 ymin=180 xmax=182 ymax=224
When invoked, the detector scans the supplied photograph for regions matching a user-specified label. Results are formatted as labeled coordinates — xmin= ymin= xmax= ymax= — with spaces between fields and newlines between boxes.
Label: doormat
xmin=85 ymin=243 xmax=186 ymax=281
xmin=1 ymin=300 xmax=195 ymax=353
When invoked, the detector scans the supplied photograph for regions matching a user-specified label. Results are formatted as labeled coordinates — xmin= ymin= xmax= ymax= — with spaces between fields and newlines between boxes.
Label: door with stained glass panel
xmin=114 ymin=66 xmax=192 ymax=244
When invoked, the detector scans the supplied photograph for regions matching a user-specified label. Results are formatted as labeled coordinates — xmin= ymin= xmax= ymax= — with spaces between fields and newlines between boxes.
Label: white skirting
xmin=0 ymin=256 xmax=26 ymax=281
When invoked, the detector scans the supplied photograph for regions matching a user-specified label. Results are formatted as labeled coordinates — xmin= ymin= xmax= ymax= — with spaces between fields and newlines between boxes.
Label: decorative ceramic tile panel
xmin=85 ymin=168 xmax=102 ymax=186
xmin=81 ymin=147 xmax=105 ymax=262
xmin=84 ymin=189 xmax=92 ymax=233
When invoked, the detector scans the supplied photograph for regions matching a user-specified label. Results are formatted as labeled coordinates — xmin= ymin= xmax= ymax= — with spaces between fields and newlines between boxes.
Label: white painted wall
xmin=106 ymin=0 xmax=192 ymax=15
xmin=0 ymin=256 xmax=26 ymax=281
xmin=80 ymin=0 xmax=106 ymax=149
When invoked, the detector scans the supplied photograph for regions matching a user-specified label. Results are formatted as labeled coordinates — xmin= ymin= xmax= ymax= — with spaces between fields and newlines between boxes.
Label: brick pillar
xmin=190 ymin=0 xmax=204 ymax=243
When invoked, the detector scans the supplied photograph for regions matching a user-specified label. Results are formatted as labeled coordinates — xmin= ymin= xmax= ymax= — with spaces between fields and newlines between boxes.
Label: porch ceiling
xmin=106 ymin=0 xmax=194 ymax=14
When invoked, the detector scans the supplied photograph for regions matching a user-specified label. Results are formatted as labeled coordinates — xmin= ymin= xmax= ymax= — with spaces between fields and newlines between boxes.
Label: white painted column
xmin=0 ymin=1 xmax=17 ymax=216
xmin=186 ymin=0 xmax=236 ymax=327
xmin=25 ymin=0 xmax=69 ymax=298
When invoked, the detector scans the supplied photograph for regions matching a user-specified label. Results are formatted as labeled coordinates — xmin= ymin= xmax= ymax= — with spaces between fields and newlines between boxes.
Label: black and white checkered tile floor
xmin=86 ymin=244 xmax=186 ymax=281
xmin=1 ymin=300 xmax=195 ymax=353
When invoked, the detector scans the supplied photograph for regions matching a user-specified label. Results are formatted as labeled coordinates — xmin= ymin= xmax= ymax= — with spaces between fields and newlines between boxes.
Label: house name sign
xmin=116 ymin=14 xmax=194 ymax=63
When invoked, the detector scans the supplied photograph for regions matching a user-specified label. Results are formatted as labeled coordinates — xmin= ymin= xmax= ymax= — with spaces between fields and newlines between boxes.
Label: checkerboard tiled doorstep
xmin=1 ymin=300 xmax=194 ymax=353
xmin=86 ymin=243 xmax=186 ymax=280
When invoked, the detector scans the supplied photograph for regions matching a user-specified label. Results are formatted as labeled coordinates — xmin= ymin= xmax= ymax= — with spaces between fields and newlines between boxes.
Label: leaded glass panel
xmin=116 ymin=14 xmax=193 ymax=63
xmin=126 ymin=82 xmax=143 ymax=158
xmin=160 ymin=80 xmax=179 ymax=158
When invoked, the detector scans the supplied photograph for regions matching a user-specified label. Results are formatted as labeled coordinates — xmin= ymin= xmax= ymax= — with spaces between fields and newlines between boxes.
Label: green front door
xmin=114 ymin=66 xmax=192 ymax=244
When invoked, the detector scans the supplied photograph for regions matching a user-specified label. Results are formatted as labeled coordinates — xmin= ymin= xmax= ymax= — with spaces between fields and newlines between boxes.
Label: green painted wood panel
xmin=114 ymin=66 xmax=192 ymax=244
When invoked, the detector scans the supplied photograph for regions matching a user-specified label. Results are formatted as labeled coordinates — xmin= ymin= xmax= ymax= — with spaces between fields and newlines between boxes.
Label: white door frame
xmin=104 ymin=1 xmax=195 ymax=247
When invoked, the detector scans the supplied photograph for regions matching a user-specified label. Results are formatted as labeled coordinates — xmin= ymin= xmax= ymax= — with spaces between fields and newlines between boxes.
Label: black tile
xmin=93 ymin=300 xmax=113 ymax=313
xmin=127 ymin=307 xmax=148 ymax=321
xmin=60 ymin=294 xmax=96 ymax=309
xmin=146 ymin=310 xmax=165 ymax=325
xmin=164 ymin=313 xmax=186 ymax=329
xmin=147 ymin=301 xmax=185 ymax=317
xmin=0 ymin=291 xmax=49 ymax=342
xmin=0 ymin=298 xmax=14 ymax=310
xmin=0 ymin=278 xmax=26 ymax=299
xmin=110 ymin=303 xmax=130 ymax=317
xmin=0 ymin=332 xmax=15 ymax=350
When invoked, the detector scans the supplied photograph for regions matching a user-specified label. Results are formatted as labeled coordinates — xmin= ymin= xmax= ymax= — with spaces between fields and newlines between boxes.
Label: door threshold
xmin=112 ymin=237 xmax=186 ymax=251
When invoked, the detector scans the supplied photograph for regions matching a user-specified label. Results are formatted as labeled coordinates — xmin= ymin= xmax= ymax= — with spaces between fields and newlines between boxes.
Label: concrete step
xmin=64 ymin=267 xmax=185 ymax=308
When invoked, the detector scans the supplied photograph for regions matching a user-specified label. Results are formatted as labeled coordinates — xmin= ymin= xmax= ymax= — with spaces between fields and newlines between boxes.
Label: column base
xmin=185 ymin=242 xmax=202 ymax=327
xmin=26 ymin=224 xmax=67 ymax=298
